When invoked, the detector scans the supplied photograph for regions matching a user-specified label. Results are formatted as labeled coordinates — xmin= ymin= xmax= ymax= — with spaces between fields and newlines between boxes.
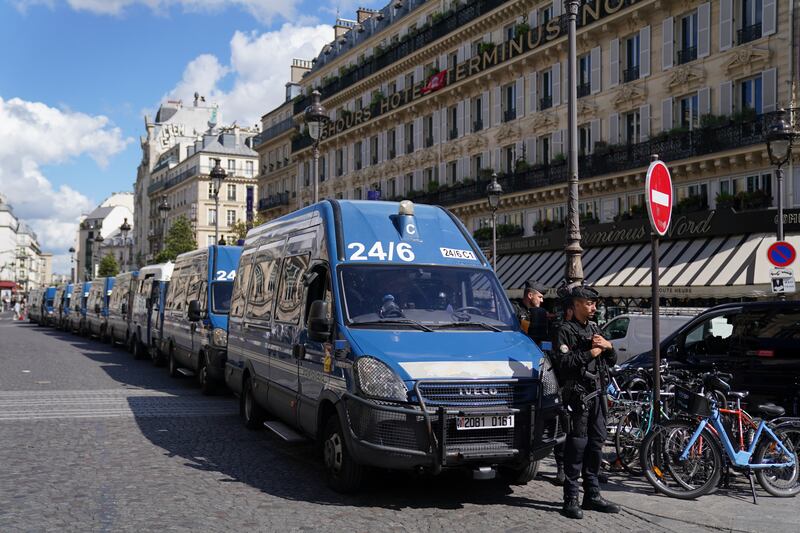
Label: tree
xmin=230 ymin=214 xmax=267 ymax=242
xmin=97 ymin=253 xmax=119 ymax=277
xmin=155 ymin=215 xmax=197 ymax=263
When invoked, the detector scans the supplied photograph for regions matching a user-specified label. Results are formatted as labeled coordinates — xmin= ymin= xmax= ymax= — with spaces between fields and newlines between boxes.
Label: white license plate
xmin=456 ymin=415 xmax=514 ymax=430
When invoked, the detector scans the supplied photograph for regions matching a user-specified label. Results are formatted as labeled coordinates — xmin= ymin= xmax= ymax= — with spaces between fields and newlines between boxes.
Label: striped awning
xmin=498 ymin=233 xmax=800 ymax=299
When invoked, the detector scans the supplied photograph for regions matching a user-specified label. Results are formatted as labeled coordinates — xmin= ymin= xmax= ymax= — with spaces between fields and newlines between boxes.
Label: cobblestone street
xmin=0 ymin=315 xmax=796 ymax=532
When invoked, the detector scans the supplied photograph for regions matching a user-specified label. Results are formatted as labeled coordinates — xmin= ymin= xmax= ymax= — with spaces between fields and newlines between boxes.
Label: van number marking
xmin=440 ymin=247 xmax=477 ymax=260
xmin=215 ymin=270 xmax=236 ymax=281
xmin=348 ymin=242 xmax=415 ymax=262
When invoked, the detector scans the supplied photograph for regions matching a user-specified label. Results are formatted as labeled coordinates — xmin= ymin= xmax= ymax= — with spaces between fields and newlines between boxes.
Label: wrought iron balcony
xmin=577 ymin=82 xmax=591 ymax=98
xmin=623 ymin=65 xmax=640 ymax=83
xmin=539 ymin=96 xmax=552 ymax=110
xmin=258 ymin=192 xmax=290 ymax=211
xmin=677 ymin=46 xmax=697 ymax=65
xmin=737 ymin=23 xmax=762 ymax=45
xmin=503 ymin=108 xmax=517 ymax=122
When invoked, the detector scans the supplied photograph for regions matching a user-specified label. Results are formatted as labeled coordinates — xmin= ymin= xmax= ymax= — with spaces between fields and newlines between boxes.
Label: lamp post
xmin=68 ymin=247 xmax=75 ymax=283
xmin=304 ymin=90 xmax=329 ymax=204
xmin=209 ymin=159 xmax=227 ymax=246
xmin=93 ymin=234 xmax=104 ymax=279
xmin=765 ymin=108 xmax=795 ymax=242
xmin=119 ymin=218 xmax=131 ymax=272
xmin=158 ymin=194 xmax=171 ymax=254
xmin=564 ymin=0 xmax=584 ymax=286
xmin=486 ymin=173 xmax=503 ymax=270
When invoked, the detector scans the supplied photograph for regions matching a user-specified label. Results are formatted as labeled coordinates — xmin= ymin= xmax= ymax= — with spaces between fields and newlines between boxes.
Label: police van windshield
xmin=341 ymin=265 xmax=517 ymax=329
xmin=211 ymin=281 xmax=233 ymax=313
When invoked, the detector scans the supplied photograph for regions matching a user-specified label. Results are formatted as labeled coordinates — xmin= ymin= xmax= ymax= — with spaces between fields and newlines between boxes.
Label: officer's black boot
xmin=562 ymin=497 xmax=583 ymax=519
xmin=581 ymin=490 xmax=620 ymax=513
xmin=555 ymin=465 xmax=565 ymax=485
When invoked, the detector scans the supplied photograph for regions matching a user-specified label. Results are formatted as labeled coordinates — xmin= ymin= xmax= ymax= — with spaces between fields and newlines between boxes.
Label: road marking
xmin=651 ymin=189 xmax=670 ymax=207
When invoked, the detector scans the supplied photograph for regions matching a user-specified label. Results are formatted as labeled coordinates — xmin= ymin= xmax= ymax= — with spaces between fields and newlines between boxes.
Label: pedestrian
xmin=553 ymin=284 xmax=620 ymax=520
xmin=13 ymin=298 xmax=21 ymax=320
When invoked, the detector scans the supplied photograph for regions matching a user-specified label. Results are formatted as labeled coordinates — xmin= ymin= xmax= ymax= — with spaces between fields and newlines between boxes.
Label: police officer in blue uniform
xmin=553 ymin=285 xmax=620 ymax=519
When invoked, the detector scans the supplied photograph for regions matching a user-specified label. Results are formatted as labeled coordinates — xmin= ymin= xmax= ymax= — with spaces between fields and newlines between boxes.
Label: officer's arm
xmin=556 ymin=327 xmax=594 ymax=370
xmin=603 ymin=345 xmax=617 ymax=366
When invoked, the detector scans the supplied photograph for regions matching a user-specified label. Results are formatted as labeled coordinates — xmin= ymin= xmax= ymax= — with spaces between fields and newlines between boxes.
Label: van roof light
xmin=398 ymin=200 xmax=414 ymax=216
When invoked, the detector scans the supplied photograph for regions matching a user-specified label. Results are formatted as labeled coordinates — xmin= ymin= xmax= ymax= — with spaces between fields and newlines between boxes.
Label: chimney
xmin=234 ymin=125 xmax=240 ymax=147
xmin=356 ymin=8 xmax=375 ymax=23
xmin=290 ymin=59 xmax=312 ymax=83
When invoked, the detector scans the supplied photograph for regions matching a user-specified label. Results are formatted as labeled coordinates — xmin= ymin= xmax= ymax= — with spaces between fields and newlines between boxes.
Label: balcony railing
xmin=253 ymin=117 xmax=295 ymax=147
xmin=677 ymin=46 xmax=697 ymax=65
xmin=539 ymin=96 xmax=552 ymax=110
xmin=737 ymin=23 xmax=762 ymax=45
xmin=577 ymin=82 xmax=591 ymax=97
xmin=401 ymin=112 xmax=783 ymax=207
xmin=147 ymin=165 xmax=199 ymax=195
xmin=623 ymin=65 xmax=640 ymax=83
xmin=473 ymin=119 xmax=483 ymax=132
xmin=503 ymin=108 xmax=517 ymax=122
xmin=258 ymin=192 xmax=290 ymax=211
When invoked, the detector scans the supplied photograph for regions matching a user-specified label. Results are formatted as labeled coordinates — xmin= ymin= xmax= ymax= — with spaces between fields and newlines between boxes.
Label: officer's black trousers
xmin=563 ymin=397 xmax=607 ymax=500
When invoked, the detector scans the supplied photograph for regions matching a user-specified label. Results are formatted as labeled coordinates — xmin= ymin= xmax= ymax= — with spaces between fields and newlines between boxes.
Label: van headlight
xmin=355 ymin=356 xmax=408 ymax=402
xmin=212 ymin=328 xmax=227 ymax=347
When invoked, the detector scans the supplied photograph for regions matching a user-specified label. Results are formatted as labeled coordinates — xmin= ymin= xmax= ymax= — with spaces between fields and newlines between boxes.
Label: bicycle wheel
xmin=754 ymin=425 xmax=800 ymax=497
xmin=640 ymin=419 xmax=722 ymax=499
xmin=615 ymin=408 xmax=645 ymax=475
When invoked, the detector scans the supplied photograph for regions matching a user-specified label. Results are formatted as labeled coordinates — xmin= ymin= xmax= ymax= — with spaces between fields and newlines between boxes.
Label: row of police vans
xmin=28 ymin=200 xmax=563 ymax=492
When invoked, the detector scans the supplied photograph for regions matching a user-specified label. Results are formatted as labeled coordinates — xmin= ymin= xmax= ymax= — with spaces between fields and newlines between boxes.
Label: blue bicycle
xmin=640 ymin=382 xmax=799 ymax=502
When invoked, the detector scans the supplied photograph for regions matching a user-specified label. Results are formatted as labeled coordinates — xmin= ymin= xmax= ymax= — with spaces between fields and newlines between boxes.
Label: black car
xmin=621 ymin=301 xmax=800 ymax=416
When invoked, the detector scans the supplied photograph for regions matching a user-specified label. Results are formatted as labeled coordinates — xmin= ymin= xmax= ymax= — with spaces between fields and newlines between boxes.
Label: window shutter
xmin=482 ymin=91 xmax=490 ymax=126
xmin=719 ymin=81 xmax=732 ymax=116
xmin=363 ymin=139 xmax=370 ymax=167
xmin=460 ymin=157 xmax=469 ymax=180
xmin=525 ymin=137 xmax=536 ymax=164
xmin=553 ymin=1 xmax=563 ymax=17
xmin=397 ymin=125 xmax=404 ymax=156
xmin=698 ymin=3 xmax=710 ymax=58
xmin=415 ymin=117 xmax=423 ymax=150
xmin=347 ymin=144 xmax=353 ymax=174
xmin=639 ymin=25 xmax=650 ymax=77
xmin=662 ymin=98 xmax=673 ymax=132
xmin=720 ymin=0 xmax=733 ymax=51
xmin=464 ymin=98 xmax=471 ymax=132
xmin=610 ymin=38 xmax=619 ymax=87
xmin=528 ymin=72 xmax=537 ymax=112
xmin=439 ymin=53 xmax=447 ymax=71
xmin=515 ymin=141 xmax=523 ymax=169
xmin=433 ymin=110 xmax=440 ymax=144
xmin=609 ymin=113 xmax=619 ymax=144
xmin=662 ymin=17 xmax=674 ymax=70
xmin=640 ymin=104 xmax=650 ymax=141
xmin=439 ymin=162 xmax=447 ymax=185
xmin=414 ymin=66 xmax=423 ymax=85
xmin=762 ymin=68 xmax=777 ymax=112
xmin=397 ymin=75 xmax=405 ymax=92
xmin=552 ymin=130 xmax=563 ymax=159
xmin=590 ymin=119 xmax=600 ymax=152
xmin=457 ymin=44 xmax=465 ymax=63
xmin=457 ymin=101 xmax=465 ymax=137
xmin=378 ymin=132 xmax=384 ymax=162
xmin=552 ymin=62 xmax=561 ymax=106
xmin=698 ymin=87 xmax=710 ymax=116
xmin=591 ymin=47 xmax=601 ymax=94
xmin=494 ymin=148 xmax=501 ymax=169
xmin=529 ymin=10 xmax=538 ymax=29
xmin=515 ymin=77 xmax=525 ymax=117
xmin=492 ymin=86 xmax=501 ymax=126
xmin=491 ymin=29 xmax=502 ymax=43
xmin=763 ymin=0 xmax=777 ymax=36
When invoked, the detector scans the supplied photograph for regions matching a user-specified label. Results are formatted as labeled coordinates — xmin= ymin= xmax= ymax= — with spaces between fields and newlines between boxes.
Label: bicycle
xmin=640 ymin=384 xmax=799 ymax=502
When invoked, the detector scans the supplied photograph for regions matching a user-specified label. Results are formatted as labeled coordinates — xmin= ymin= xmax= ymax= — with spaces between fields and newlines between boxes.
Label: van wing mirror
xmin=187 ymin=300 xmax=202 ymax=322
xmin=307 ymin=300 xmax=332 ymax=342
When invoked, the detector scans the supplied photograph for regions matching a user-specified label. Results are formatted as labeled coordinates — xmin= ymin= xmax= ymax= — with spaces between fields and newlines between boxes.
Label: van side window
xmin=230 ymin=256 xmax=253 ymax=318
xmin=276 ymin=254 xmax=310 ymax=324
xmin=246 ymin=257 xmax=280 ymax=322
xmin=172 ymin=269 xmax=188 ymax=311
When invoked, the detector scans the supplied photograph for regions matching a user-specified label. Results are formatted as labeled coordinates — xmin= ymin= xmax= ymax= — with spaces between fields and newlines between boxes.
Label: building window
xmin=738 ymin=0 xmax=763 ymax=45
xmin=405 ymin=122 xmax=414 ymax=153
xmin=423 ymin=115 xmax=434 ymax=147
xmin=354 ymin=141 xmax=363 ymax=170
xmin=370 ymin=136 xmax=378 ymax=165
xmin=388 ymin=178 xmax=397 ymax=198
xmin=504 ymin=24 xmax=515 ymax=41
xmin=739 ymin=76 xmax=762 ymax=114
xmin=335 ymin=149 xmax=344 ymax=176
xmin=539 ymin=4 xmax=553 ymax=26
xmin=424 ymin=167 xmax=437 ymax=189
xmin=354 ymin=187 xmax=362 ymax=200
xmin=472 ymin=96 xmax=483 ymax=132
xmin=539 ymin=137 xmax=550 ymax=164
xmin=623 ymin=110 xmax=641 ymax=144
xmin=355 ymin=96 xmax=363 ymax=111
xmin=447 ymin=160 xmax=458 ymax=184
xmin=678 ymin=93 xmax=699 ymax=130
xmin=404 ymin=173 xmax=413 ymax=195
xmin=208 ymin=182 xmax=215 ymax=199
xmin=228 ymin=159 xmax=236 ymax=172
xmin=471 ymin=39 xmax=482 ymax=57
xmin=246 ymin=160 xmax=254 ymax=175
xmin=319 ymin=156 xmax=326 ymax=181
xmin=448 ymin=105 xmax=458 ymax=139
xmin=677 ymin=183 xmax=709 ymax=207
xmin=623 ymin=34 xmax=640 ymax=82
xmin=207 ymin=235 xmax=216 ymax=247
xmin=388 ymin=80 xmax=397 ymax=95
xmin=387 ymin=130 xmax=396 ymax=159
xmin=503 ymin=145 xmax=515 ymax=174
xmin=448 ymin=50 xmax=458 ymax=71
xmin=227 ymin=184 xmax=236 ymax=201
xmin=677 ymin=11 xmax=698 ymax=64
xmin=405 ymin=72 xmax=414 ymax=89
xmin=471 ymin=154 xmax=483 ymax=178
xmin=578 ymin=54 xmax=591 ymax=97
xmin=303 ymin=161 xmax=310 ymax=186
xmin=502 ymin=83 xmax=516 ymax=122
xmin=540 ymin=70 xmax=553 ymax=109
xmin=579 ymin=124 xmax=592 ymax=155
xmin=208 ymin=208 xmax=217 ymax=226
xmin=227 ymin=210 xmax=236 ymax=227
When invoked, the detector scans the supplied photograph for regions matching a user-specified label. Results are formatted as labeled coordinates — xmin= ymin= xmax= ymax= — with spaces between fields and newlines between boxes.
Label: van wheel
xmin=168 ymin=348 xmax=181 ymax=378
xmin=197 ymin=355 xmax=215 ymax=396
xmin=323 ymin=413 xmax=363 ymax=493
xmin=499 ymin=459 xmax=540 ymax=485
xmin=241 ymin=377 xmax=265 ymax=430
xmin=151 ymin=344 xmax=165 ymax=367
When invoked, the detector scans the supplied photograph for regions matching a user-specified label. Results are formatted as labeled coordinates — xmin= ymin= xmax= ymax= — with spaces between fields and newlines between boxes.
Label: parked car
xmin=621 ymin=301 xmax=800 ymax=415
xmin=226 ymin=200 xmax=562 ymax=492
xmin=161 ymin=246 xmax=240 ymax=393
xmin=106 ymin=271 xmax=138 ymax=346
xmin=67 ymin=282 xmax=91 ymax=334
xmin=131 ymin=262 xmax=173 ymax=362
xmin=85 ymin=277 xmax=115 ymax=340
xmin=602 ymin=312 xmax=698 ymax=364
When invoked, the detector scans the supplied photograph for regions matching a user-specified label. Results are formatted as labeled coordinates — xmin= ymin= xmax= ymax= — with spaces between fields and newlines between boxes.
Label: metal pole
xmin=777 ymin=166 xmax=785 ymax=241
xmin=651 ymin=232 xmax=661 ymax=424
xmin=214 ymin=188 xmax=220 ymax=246
xmin=492 ymin=211 xmax=497 ymax=270
xmin=564 ymin=0 xmax=583 ymax=285
xmin=313 ymin=143 xmax=320 ymax=204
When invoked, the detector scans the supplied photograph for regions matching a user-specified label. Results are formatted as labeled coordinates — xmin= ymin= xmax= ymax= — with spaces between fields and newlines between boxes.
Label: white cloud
xmin=165 ymin=23 xmax=332 ymax=126
xmin=12 ymin=0 xmax=300 ymax=24
xmin=0 ymin=97 xmax=132 ymax=274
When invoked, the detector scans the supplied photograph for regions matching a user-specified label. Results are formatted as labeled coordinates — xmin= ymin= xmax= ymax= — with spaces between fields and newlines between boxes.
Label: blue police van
xmin=161 ymin=246 xmax=241 ymax=394
xmin=130 ymin=262 xmax=174 ymax=363
xmin=58 ymin=283 xmax=75 ymax=331
xmin=42 ymin=286 xmax=57 ymax=326
xmin=225 ymin=200 xmax=562 ymax=492
xmin=106 ymin=271 xmax=138 ymax=346
xmin=85 ymin=277 xmax=115 ymax=339
xmin=68 ymin=282 xmax=92 ymax=334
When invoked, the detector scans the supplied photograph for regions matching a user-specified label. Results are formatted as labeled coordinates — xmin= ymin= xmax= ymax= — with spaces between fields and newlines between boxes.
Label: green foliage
xmin=426 ymin=180 xmax=440 ymax=193
xmin=675 ymin=195 xmax=708 ymax=213
xmin=97 ymin=253 xmax=119 ymax=277
xmin=431 ymin=11 xmax=445 ymax=24
xmin=715 ymin=190 xmax=771 ymax=210
xmin=715 ymin=192 xmax=736 ymax=209
xmin=230 ymin=214 xmax=267 ymax=241
xmin=472 ymin=227 xmax=493 ymax=241
xmin=699 ymin=114 xmax=729 ymax=129
xmin=477 ymin=42 xmax=496 ymax=55
xmin=533 ymin=219 xmax=564 ymax=234
xmin=514 ymin=23 xmax=530 ymax=36
xmin=579 ymin=212 xmax=600 ymax=225
xmin=478 ymin=167 xmax=495 ymax=180
xmin=551 ymin=153 xmax=566 ymax=164
xmin=497 ymin=224 xmax=523 ymax=238
xmin=514 ymin=159 xmax=531 ymax=173
xmin=155 ymin=215 xmax=197 ymax=263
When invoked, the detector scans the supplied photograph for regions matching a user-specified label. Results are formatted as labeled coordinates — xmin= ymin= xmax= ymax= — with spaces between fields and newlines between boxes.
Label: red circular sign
xmin=646 ymin=160 xmax=673 ymax=236
xmin=767 ymin=241 xmax=796 ymax=268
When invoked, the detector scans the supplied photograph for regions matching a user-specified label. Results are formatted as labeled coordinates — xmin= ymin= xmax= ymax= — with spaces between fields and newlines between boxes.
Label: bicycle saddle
xmin=727 ymin=391 xmax=749 ymax=399
xmin=756 ymin=404 xmax=785 ymax=418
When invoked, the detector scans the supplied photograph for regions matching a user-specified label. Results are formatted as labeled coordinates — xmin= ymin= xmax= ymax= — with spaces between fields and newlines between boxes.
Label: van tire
xmin=323 ymin=414 xmax=363 ymax=493
xmin=151 ymin=344 xmax=165 ymax=367
xmin=197 ymin=354 xmax=214 ymax=396
xmin=241 ymin=377 xmax=265 ymax=430
xmin=499 ymin=459 xmax=540 ymax=485
xmin=168 ymin=348 xmax=181 ymax=378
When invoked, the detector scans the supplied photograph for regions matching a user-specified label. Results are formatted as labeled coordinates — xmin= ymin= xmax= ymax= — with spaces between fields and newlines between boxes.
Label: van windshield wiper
xmin=351 ymin=318 xmax=434 ymax=332
xmin=433 ymin=321 xmax=502 ymax=332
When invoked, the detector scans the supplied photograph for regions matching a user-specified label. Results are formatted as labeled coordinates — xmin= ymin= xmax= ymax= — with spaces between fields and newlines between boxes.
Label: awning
xmin=498 ymin=233 xmax=800 ymax=299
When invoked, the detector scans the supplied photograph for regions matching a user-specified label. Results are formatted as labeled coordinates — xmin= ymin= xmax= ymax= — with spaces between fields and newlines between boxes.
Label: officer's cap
xmin=569 ymin=285 xmax=600 ymax=301
xmin=523 ymin=279 xmax=546 ymax=295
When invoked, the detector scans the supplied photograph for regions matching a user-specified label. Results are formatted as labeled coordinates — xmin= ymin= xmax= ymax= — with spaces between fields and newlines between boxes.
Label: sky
xmin=0 ymin=0 xmax=383 ymax=275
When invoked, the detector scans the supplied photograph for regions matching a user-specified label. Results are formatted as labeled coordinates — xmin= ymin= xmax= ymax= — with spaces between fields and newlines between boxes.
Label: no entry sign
xmin=646 ymin=160 xmax=673 ymax=236
xmin=767 ymin=241 xmax=797 ymax=268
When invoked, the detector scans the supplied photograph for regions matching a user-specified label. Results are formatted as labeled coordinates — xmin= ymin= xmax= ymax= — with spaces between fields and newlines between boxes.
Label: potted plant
xmin=514 ymin=23 xmax=530 ymax=37
xmin=478 ymin=42 xmax=495 ymax=55
xmin=473 ymin=227 xmax=493 ymax=241
xmin=715 ymin=192 xmax=735 ymax=210
xmin=427 ymin=180 xmax=440 ymax=193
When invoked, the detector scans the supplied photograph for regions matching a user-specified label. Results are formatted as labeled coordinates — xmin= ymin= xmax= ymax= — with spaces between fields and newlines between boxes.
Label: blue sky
xmin=0 ymin=0 xmax=383 ymax=272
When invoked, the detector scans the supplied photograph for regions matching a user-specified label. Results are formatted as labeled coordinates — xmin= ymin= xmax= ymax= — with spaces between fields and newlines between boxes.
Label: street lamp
xmin=158 ymin=194 xmax=171 ymax=253
xmin=486 ymin=173 xmax=503 ymax=270
xmin=119 ymin=218 xmax=131 ymax=271
xmin=93 ymin=234 xmax=104 ymax=279
xmin=564 ymin=0 xmax=584 ymax=286
xmin=304 ymin=90 xmax=329 ymax=204
xmin=68 ymin=247 xmax=75 ymax=283
xmin=209 ymin=159 xmax=227 ymax=246
xmin=765 ymin=108 xmax=795 ymax=242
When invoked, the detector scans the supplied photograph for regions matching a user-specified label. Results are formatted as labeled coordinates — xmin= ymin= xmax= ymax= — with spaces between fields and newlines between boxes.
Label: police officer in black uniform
xmin=516 ymin=279 xmax=550 ymax=345
xmin=553 ymin=285 xmax=620 ymax=519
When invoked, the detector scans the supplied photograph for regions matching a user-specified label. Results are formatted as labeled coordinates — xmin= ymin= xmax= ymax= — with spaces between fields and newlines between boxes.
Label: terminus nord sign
xmin=313 ymin=0 xmax=643 ymax=144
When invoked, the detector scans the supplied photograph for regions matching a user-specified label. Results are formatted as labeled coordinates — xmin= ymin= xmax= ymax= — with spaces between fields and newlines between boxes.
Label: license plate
xmin=456 ymin=414 xmax=514 ymax=430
